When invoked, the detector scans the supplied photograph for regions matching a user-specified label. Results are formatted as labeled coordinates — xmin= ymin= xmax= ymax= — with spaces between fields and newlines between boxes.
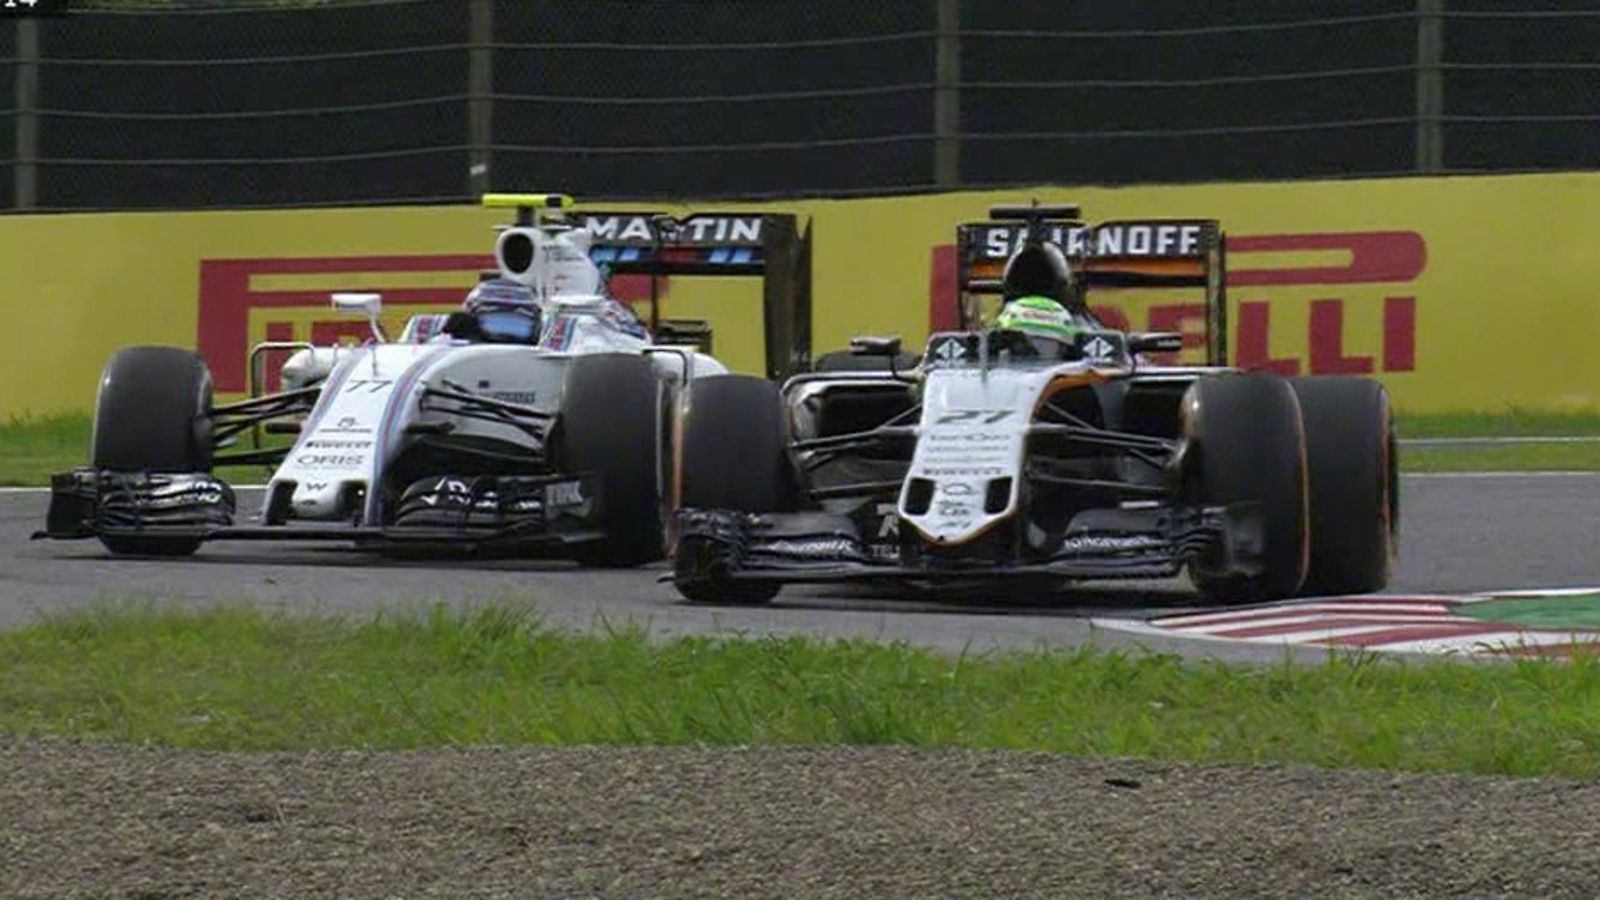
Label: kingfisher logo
xmin=930 ymin=229 xmax=1426 ymax=375
xmin=197 ymin=254 xmax=667 ymax=393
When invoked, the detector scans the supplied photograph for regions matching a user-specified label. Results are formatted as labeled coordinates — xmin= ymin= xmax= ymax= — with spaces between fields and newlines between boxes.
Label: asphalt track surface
xmin=5 ymin=473 xmax=1600 ymax=662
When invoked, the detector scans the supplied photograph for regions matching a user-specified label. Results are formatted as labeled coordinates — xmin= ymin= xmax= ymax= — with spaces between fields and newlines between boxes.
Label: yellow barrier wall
xmin=5 ymin=172 xmax=1599 ymax=416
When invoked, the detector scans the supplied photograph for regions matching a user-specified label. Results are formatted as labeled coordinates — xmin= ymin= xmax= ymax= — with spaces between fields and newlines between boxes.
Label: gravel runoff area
xmin=4 ymin=741 xmax=1600 ymax=898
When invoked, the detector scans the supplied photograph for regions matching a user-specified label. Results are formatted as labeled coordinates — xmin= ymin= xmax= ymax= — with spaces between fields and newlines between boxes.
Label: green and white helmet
xmin=994 ymin=295 xmax=1082 ymax=342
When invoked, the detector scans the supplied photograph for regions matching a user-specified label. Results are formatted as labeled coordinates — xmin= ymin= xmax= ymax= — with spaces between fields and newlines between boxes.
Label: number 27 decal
xmin=935 ymin=410 xmax=1014 ymax=425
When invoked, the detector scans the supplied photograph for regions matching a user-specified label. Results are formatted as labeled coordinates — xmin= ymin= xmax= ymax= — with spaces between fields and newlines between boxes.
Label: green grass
xmin=1398 ymin=410 xmax=1600 ymax=438
xmin=0 ymin=413 xmax=276 ymax=487
xmin=1400 ymin=410 xmax=1600 ymax=472
xmin=0 ymin=413 xmax=94 ymax=487
xmin=6 ymin=603 xmax=1600 ymax=777
xmin=7 ymin=409 xmax=1600 ymax=485
xmin=1402 ymin=443 xmax=1600 ymax=473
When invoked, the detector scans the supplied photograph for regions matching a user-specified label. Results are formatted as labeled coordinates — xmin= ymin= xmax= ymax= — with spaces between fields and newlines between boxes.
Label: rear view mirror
xmin=849 ymin=335 xmax=903 ymax=357
xmin=330 ymin=292 xmax=388 ymax=342
xmin=656 ymin=318 xmax=713 ymax=355
xmin=1128 ymin=331 xmax=1184 ymax=355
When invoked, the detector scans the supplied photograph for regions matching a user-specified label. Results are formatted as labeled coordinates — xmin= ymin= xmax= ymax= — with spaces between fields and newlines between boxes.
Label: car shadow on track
xmin=44 ymin=547 xmax=1208 ymax=621
xmin=44 ymin=545 xmax=585 ymax=573
xmin=756 ymin=580 xmax=1206 ymax=621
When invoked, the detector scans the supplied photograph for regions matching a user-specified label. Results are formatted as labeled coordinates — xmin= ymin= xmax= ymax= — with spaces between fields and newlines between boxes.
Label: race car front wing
xmin=35 ymin=468 xmax=606 ymax=550
xmin=671 ymin=502 xmax=1264 ymax=587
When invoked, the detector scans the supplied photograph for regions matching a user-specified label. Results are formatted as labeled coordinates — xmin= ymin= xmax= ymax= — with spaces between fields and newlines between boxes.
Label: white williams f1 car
xmin=670 ymin=204 xmax=1397 ymax=604
xmin=40 ymin=193 xmax=814 ymax=564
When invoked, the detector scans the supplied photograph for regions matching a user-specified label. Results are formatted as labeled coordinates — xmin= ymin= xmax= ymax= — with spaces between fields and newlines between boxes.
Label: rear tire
xmin=673 ymin=375 xmax=792 ymax=604
xmin=556 ymin=353 xmax=665 ymax=567
xmin=1290 ymin=377 xmax=1397 ymax=596
xmin=1185 ymin=372 xmax=1309 ymax=604
xmin=91 ymin=346 xmax=214 ymax=557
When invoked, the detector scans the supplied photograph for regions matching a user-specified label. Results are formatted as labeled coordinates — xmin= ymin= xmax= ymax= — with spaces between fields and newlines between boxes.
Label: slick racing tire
xmin=812 ymin=349 xmax=920 ymax=373
xmin=1290 ymin=376 xmax=1397 ymax=597
xmin=673 ymin=375 xmax=794 ymax=605
xmin=92 ymin=346 xmax=216 ymax=557
xmin=1185 ymin=372 xmax=1309 ymax=604
xmin=556 ymin=353 xmax=666 ymax=567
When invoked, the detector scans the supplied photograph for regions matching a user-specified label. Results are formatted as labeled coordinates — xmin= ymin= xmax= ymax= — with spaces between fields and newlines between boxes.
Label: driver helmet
xmin=464 ymin=277 xmax=542 ymax=343
xmin=994 ymin=295 xmax=1083 ymax=342
xmin=1000 ymin=241 xmax=1081 ymax=308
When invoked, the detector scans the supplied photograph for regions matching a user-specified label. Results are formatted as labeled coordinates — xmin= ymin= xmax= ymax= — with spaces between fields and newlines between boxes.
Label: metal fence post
xmin=14 ymin=19 xmax=39 ymax=210
xmin=933 ymin=0 xmax=960 ymax=188
xmin=468 ymin=0 xmax=493 ymax=199
xmin=1414 ymin=0 xmax=1444 ymax=173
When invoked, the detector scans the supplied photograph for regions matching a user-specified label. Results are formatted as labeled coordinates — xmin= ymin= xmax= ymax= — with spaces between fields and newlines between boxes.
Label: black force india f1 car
xmin=669 ymin=204 xmax=1397 ymax=605
xmin=37 ymin=193 xmax=813 ymax=565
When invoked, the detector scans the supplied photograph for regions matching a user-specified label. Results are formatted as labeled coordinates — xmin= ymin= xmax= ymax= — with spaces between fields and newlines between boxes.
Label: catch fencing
xmin=7 ymin=0 xmax=1600 ymax=210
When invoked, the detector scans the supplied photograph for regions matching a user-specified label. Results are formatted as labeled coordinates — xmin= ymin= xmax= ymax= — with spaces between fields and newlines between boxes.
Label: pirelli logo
xmin=1226 ymin=231 xmax=1425 ymax=376
xmin=932 ymin=230 xmax=1427 ymax=375
xmin=197 ymin=255 xmax=663 ymax=392
xmin=197 ymin=229 xmax=1428 ymax=394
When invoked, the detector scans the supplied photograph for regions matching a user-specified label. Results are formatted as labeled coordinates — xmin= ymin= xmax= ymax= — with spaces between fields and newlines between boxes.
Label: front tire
xmin=92 ymin=346 xmax=215 ymax=557
xmin=672 ymin=375 xmax=793 ymax=604
xmin=1290 ymin=377 xmax=1397 ymax=596
xmin=556 ymin=353 xmax=665 ymax=567
xmin=1185 ymin=372 xmax=1309 ymax=604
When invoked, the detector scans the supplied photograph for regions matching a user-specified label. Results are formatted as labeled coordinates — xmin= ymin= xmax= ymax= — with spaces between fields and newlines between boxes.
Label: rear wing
xmin=956 ymin=210 xmax=1227 ymax=366
xmin=582 ymin=211 xmax=813 ymax=381
xmin=482 ymin=195 xmax=812 ymax=381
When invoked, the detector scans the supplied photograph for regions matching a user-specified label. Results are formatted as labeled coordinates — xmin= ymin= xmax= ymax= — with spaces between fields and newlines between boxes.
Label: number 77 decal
xmin=935 ymin=410 xmax=1015 ymax=425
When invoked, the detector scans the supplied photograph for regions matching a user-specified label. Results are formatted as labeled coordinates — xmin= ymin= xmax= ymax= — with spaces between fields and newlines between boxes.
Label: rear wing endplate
xmin=956 ymin=216 xmax=1228 ymax=366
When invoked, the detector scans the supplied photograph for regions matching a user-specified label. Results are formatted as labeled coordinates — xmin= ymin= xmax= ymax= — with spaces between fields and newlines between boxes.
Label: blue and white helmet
xmin=464 ymin=277 xmax=542 ymax=343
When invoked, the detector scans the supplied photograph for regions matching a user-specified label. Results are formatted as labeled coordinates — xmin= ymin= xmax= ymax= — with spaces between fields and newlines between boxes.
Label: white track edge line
xmin=1403 ymin=471 xmax=1600 ymax=479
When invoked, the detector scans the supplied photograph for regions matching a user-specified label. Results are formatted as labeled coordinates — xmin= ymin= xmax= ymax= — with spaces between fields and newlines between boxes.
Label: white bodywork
xmin=278 ymin=313 xmax=724 ymax=393
xmin=275 ymin=343 xmax=450 ymax=522
xmin=500 ymin=219 xmax=605 ymax=299
xmin=896 ymin=339 xmax=1132 ymax=546
xmin=266 ymin=223 xmax=727 ymax=524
